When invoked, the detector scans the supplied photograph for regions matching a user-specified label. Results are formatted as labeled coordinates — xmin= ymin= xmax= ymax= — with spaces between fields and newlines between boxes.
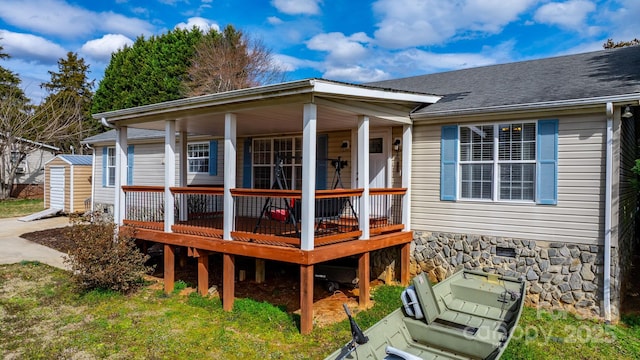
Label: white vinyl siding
xmin=412 ymin=114 xmax=605 ymax=245
xmin=93 ymin=141 xmax=225 ymax=207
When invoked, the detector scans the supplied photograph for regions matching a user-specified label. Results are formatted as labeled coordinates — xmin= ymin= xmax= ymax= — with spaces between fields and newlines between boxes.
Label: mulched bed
xmin=21 ymin=227 xmax=73 ymax=253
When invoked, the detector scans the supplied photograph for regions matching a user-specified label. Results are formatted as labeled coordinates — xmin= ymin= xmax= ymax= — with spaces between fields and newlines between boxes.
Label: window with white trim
xmin=10 ymin=151 xmax=27 ymax=174
xmin=252 ymin=137 xmax=302 ymax=189
xmin=187 ymin=142 xmax=209 ymax=173
xmin=107 ymin=147 xmax=116 ymax=186
xmin=459 ymin=122 xmax=536 ymax=201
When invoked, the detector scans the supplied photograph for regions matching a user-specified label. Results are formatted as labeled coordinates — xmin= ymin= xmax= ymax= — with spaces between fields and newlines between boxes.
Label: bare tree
xmin=0 ymin=87 xmax=84 ymax=199
xmin=185 ymin=26 xmax=286 ymax=96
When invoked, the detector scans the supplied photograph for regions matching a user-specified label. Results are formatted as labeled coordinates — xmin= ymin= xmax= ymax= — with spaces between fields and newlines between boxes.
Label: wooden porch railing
xmin=121 ymin=186 xmax=406 ymax=247
xmin=231 ymin=188 xmax=364 ymax=247
xmin=171 ymin=187 xmax=224 ymax=238
xmin=369 ymin=188 xmax=406 ymax=235
xmin=122 ymin=185 xmax=165 ymax=230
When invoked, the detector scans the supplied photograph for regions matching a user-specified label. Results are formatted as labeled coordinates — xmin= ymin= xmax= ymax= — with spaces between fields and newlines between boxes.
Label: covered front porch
xmin=96 ymin=79 xmax=440 ymax=333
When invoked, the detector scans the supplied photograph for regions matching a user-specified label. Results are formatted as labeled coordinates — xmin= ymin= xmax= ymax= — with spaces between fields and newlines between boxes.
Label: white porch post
xmin=114 ymin=126 xmax=127 ymax=226
xmin=164 ymin=121 xmax=176 ymax=233
xmin=301 ymin=103 xmax=317 ymax=251
xmin=224 ymin=113 xmax=237 ymax=240
xmin=179 ymin=131 xmax=188 ymax=221
xmin=402 ymin=124 xmax=412 ymax=230
xmin=358 ymin=116 xmax=370 ymax=239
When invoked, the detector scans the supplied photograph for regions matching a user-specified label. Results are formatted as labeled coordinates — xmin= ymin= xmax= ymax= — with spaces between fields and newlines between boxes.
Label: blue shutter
xmin=440 ymin=125 xmax=458 ymax=201
xmin=208 ymin=140 xmax=218 ymax=176
xmin=537 ymin=119 xmax=558 ymax=205
xmin=242 ymin=138 xmax=252 ymax=188
xmin=102 ymin=147 xmax=107 ymax=187
xmin=127 ymin=145 xmax=134 ymax=185
xmin=316 ymin=134 xmax=328 ymax=189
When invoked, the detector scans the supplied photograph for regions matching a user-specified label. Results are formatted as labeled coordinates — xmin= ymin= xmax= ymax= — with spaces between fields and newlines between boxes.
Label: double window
xmin=187 ymin=142 xmax=210 ymax=174
xmin=441 ymin=119 xmax=557 ymax=204
xmin=459 ymin=123 xmax=536 ymax=201
xmin=252 ymin=137 xmax=302 ymax=190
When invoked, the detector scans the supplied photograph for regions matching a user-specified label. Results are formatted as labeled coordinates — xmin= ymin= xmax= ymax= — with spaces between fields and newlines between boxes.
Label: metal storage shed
xmin=44 ymin=155 xmax=93 ymax=213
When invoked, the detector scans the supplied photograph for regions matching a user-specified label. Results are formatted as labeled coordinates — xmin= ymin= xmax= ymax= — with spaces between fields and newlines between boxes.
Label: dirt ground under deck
xmin=20 ymin=227 xmax=379 ymax=326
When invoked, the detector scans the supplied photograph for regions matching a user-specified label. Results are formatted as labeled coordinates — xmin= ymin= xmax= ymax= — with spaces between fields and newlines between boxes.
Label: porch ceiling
xmin=94 ymin=79 xmax=440 ymax=137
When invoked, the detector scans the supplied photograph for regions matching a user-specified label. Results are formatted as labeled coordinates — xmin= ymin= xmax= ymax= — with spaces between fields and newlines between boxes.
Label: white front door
xmin=50 ymin=167 xmax=65 ymax=210
xmin=369 ymin=130 xmax=391 ymax=217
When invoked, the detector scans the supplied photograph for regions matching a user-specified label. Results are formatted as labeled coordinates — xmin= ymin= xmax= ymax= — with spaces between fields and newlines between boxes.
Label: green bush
xmin=64 ymin=215 xmax=152 ymax=293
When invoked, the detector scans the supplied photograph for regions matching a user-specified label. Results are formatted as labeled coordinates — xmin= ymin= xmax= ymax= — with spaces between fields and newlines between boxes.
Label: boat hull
xmin=325 ymin=270 xmax=526 ymax=360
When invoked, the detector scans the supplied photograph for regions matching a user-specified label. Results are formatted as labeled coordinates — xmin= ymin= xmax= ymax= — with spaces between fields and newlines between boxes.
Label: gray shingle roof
xmin=58 ymin=155 xmax=92 ymax=165
xmin=368 ymin=46 xmax=640 ymax=116
xmin=82 ymin=128 xmax=165 ymax=144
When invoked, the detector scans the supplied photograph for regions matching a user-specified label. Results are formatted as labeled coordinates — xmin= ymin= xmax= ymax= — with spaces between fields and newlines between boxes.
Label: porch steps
xmin=18 ymin=208 xmax=62 ymax=222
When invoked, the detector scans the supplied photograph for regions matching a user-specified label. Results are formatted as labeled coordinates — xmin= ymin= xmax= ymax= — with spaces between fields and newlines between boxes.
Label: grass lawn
xmin=0 ymin=198 xmax=44 ymax=218
xmin=1 ymin=262 xmax=639 ymax=359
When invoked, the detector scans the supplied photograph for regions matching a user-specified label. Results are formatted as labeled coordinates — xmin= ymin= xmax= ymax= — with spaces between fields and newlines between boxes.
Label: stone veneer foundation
xmin=402 ymin=230 xmax=619 ymax=321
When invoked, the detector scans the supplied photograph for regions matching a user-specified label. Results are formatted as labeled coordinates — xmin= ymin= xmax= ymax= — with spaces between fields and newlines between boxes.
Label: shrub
xmin=64 ymin=214 xmax=152 ymax=293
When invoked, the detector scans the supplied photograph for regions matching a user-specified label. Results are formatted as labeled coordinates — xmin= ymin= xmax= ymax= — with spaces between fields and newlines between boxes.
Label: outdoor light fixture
xmin=341 ymin=140 xmax=350 ymax=150
xmin=622 ymin=106 xmax=634 ymax=119
xmin=393 ymin=138 xmax=401 ymax=152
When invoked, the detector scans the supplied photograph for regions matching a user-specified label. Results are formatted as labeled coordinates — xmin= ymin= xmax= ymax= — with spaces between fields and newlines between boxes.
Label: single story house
xmin=85 ymin=45 xmax=640 ymax=333
xmin=0 ymin=135 xmax=60 ymax=198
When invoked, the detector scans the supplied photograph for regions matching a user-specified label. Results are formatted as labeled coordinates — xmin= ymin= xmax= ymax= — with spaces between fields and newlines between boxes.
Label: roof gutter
xmin=411 ymin=93 xmax=640 ymax=120
xmin=101 ymin=117 xmax=115 ymax=129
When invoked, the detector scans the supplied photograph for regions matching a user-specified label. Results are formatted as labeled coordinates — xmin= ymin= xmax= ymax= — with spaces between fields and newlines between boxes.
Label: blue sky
xmin=0 ymin=0 xmax=638 ymax=103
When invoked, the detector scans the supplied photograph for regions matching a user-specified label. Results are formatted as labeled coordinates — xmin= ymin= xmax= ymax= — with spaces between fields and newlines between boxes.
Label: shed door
xmin=50 ymin=167 xmax=65 ymax=209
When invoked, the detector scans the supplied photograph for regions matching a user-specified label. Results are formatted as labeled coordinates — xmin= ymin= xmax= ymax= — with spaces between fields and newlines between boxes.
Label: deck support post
xmin=223 ymin=254 xmax=235 ymax=311
xmin=198 ymin=251 xmax=209 ymax=296
xmin=178 ymin=131 xmax=188 ymax=222
xmin=164 ymin=120 xmax=176 ymax=233
xmin=223 ymin=113 xmax=237 ymax=240
xmin=300 ymin=264 xmax=314 ymax=334
xmin=401 ymin=124 xmax=412 ymax=230
xmin=163 ymin=244 xmax=175 ymax=294
xmin=400 ymin=242 xmax=411 ymax=286
xmin=255 ymin=259 xmax=265 ymax=283
xmin=357 ymin=116 xmax=370 ymax=239
xmin=300 ymin=103 xmax=317 ymax=251
xmin=114 ymin=126 xmax=127 ymax=226
xmin=358 ymin=252 xmax=371 ymax=308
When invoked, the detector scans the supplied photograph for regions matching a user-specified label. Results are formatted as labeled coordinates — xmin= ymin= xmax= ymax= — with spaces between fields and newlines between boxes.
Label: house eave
xmin=93 ymin=79 xmax=440 ymax=125
xmin=411 ymin=93 xmax=640 ymax=120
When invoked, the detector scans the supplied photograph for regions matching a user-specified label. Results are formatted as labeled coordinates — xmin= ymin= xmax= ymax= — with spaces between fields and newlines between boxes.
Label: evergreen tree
xmin=92 ymin=28 xmax=205 ymax=113
xmin=40 ymin=52 xmax=97 ymax=154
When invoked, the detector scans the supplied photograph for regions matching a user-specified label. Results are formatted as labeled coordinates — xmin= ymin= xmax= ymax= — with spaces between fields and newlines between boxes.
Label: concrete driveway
xmin=0 ymin=216 xmax=70 ymax=270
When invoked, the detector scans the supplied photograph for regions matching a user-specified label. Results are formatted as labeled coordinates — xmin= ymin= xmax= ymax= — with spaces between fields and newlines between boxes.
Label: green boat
xmin=326 ymin=270 xmax=526 ymax=360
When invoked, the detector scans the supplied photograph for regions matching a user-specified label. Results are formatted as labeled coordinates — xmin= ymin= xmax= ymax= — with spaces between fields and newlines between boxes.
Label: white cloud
xmin=323 ymin=66 xmax=390 ymax=83
xmin=0 ymin=30 xmax=66 ymax=64
xmin=306 ymin=32 xmax=372 ymax=64
xmin=0 ymin=0 xmax=155 ymax=38
xmin=534 ymin=0 xmax=596 ymax=30
xmin=79 ymin=34 xmax=134 ymax=62
xmin=597 ymin=0 xmax=640 ymax=41
xmin=272 ymin=53 xmax=320 ymax=72
xmin=175 ymin=17 xmax=220 ymax=32
xmin=271 ymin=0 xmax=321 ymax=15
xmin=387 ymin=49 xmax=498 ymax=75
xmin=267 ymin=16 xmax=284 ymax=25
xmin=372 ymin=0 xmax=537 ymax=48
